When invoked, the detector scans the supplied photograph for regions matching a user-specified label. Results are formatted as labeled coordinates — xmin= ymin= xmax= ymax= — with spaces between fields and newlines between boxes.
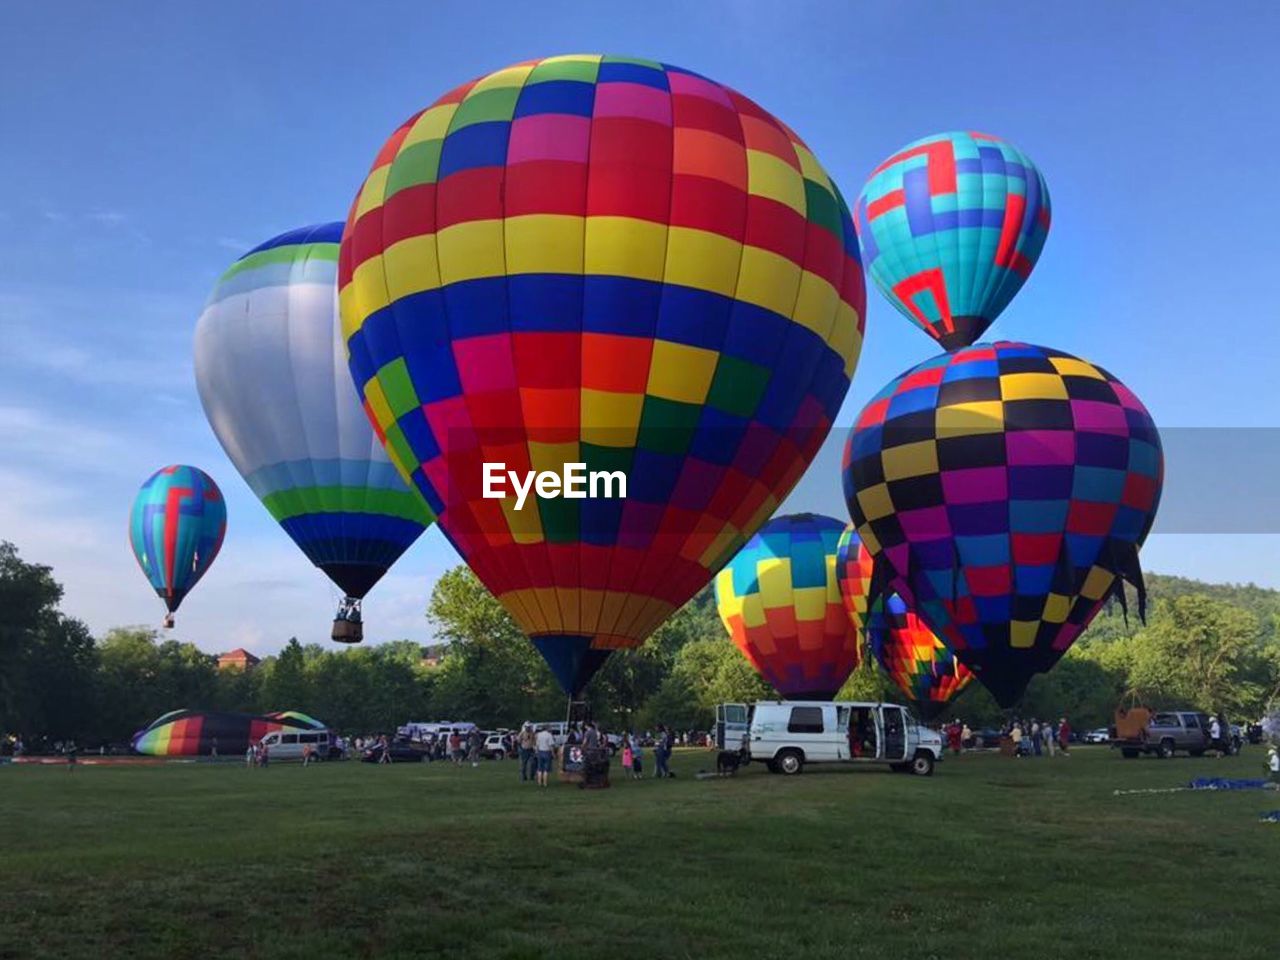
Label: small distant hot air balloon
xmin=866 ymin=595 xmax=974 ymax=721
xmin=716 ymin=514 xmax=859 ymax=699
xmin=339 ymin=55 xmax=866 ymax=695
xmin=855 ymin=132 xmax=1050 ymax=350
xmin=195 ymin=223 xmax=433 ymax=642
xmin=842 ymin=342 xmax=1162 ymax=707
xmin=129 ymin=465 xmax=226 ymax=627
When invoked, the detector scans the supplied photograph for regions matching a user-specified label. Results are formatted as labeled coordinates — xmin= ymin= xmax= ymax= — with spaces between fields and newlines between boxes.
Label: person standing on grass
xmin=210 ymin=737 xmax=218 ymax=760
xmin=1057 ymin=717 xmax=1071 ymax=756
xmin=621 ymin=734 xmax=634 ymax=778
xmin=535 ymin=724 xmax=555 ymax=787
xmin=1030 ymin=720 xmax=1042 ymax=757
xmin=378 ymin=734 xmax=391 ymax=765
xmin=1045 ymin=721 xmax=1056 ymax=757
xmin=1010 ymin=723 xmax=1024 ymax=758
xmin=65 ymin=741 xmax=77 ymax=772
xmin=518 ymin=723 xmax=536 ymax=782
xmin=1266 ymin=746 xmax=1279 ymax=784
xmin=468 ymin=728 xmax=483 ymax=768
xmin=630 ymin=737 xmax=644 ymax=779
xmin=947 ymin=720 xmax=962 ymax=757
xmin=259 ymin=741 xmax=269 ymax=768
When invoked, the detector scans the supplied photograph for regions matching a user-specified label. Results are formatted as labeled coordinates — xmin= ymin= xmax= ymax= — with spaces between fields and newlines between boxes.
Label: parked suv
xmin=1114 ymin=711 xmax=1239 ymax=759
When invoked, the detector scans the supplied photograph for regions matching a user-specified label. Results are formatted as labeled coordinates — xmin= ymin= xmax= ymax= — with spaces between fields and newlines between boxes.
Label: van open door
xmin=716 ymin=703 xmax=749 ymax=752
xmin=882 ymin=706 xmax=908 ymax=762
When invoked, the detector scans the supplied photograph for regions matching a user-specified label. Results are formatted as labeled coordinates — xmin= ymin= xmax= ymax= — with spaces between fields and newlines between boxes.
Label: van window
xmin=319 ymin=734 xmax=328 ymax=743
xmin=299 ymin=733 xmax=318 ymax=744
xmin=722 ymin=704 xmax=748 ymax=724
xmin=1153 ymin=713 xmax=1177 ymax=727
xmin=282 ymin=734 xmax=298 ymax=744
xmin=788 ymin=707 xmax=824 ymax=734
xmin=1183 ymin=715 xmax=1200 ymax=729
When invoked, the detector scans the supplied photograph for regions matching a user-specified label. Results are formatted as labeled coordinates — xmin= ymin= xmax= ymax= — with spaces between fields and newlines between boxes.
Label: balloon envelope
xmin=716 ymin=514 xmax=860 ymax=699
xmin=339 ymin=55 xmax=866 ymax=694
xmin=842 ymin=342 xmax=1162 ymax=706
xmin=855 ymin=132 xmax=1050 ymax=350
xmin=195 ymin=223 xmax=432 ymax=602
xmin=129 ymin=465 xmax=226 ymax=615
xmin=867 ymin=594 xmax=974 ymax=721
xmin=131 ymin=709 xmax=324 ymax=757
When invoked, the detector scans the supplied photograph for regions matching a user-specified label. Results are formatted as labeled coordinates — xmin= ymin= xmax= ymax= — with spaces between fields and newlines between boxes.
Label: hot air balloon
xmin=129 ymin=465 xmax=226 ymax=627
xmin=339 ymin=55 xmax=865 ymax=694
xmin=866 ymin=595 xmax=974 ymax=721
xmin=195 ymin=223 xmax=433 ymax=642
xmin=842 ymin=342 xmax=1162 ymax=706
xmin=834 ymin=522 xmax=873 ymax=633
xmin=716 ymin=514 xmax=860 ymax=699
xmin=836 ymin=525 xmax=970 ymax=717
xmin=131 ymin=709 xmax=325 ymax=757
xmin=855 ymin=132 xmax=1050 ymax=351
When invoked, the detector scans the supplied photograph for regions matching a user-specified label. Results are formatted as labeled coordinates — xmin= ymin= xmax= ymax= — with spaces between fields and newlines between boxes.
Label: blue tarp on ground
xmin=1260 ymin=810 xmax=1280 ymax=823
xmin=1187 ymin=777 xmax=1271 ymax=791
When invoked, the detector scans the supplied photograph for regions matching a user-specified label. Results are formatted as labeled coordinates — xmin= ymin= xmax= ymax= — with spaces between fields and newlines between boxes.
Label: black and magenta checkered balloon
xmin=842 ymin=342 xmax=1162 ymax=706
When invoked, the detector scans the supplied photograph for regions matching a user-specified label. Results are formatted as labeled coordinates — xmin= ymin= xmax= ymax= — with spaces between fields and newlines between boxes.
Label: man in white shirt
xmin=535 ymin=726 xmax=556 ymax=787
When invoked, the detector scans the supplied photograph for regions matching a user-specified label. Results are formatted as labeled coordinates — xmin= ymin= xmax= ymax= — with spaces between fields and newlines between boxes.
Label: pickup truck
xmin=1112 ymin=710 xmax=1240 ymax=759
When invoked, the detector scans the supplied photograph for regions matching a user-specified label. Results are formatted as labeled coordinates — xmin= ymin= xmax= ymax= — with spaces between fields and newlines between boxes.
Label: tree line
xmin=2 ymin=540 xmax=1278 ymax=748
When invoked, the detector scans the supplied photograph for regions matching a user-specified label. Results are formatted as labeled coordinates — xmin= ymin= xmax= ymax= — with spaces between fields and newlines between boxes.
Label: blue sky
xmin=1 ymin=2 xmax=1276 ymax=655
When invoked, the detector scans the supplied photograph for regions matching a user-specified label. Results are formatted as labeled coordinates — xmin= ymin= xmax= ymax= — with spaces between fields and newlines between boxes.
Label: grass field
xmin=1 ymin=747 xmax=1276 ymax=960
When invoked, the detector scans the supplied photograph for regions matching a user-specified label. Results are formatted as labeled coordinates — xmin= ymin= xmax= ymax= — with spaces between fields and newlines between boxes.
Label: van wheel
xmin=911 ymin=752 xmax=935 ymax=777
xmin=1121 ymin=748 xmax=1140 ymax=759
xmin=1158 ymin=739 xmax=1175 ymax=760
xmin=776 ymin=750 xmax=804 ymax=776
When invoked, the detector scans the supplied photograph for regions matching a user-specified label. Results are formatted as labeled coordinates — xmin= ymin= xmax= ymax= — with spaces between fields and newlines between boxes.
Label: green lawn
xmin=1 ymin=747 xmax=1276 ymax=960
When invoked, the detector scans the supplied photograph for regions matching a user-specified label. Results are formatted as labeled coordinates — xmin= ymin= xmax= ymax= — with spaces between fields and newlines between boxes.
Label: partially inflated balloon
xmin=867 ymin=594 xmax=974 ymax=721
xmin=855 ymin=132 xmax=1050 ymax=350
xmin=716 ymin=514 xmax=859 ymax=699
xmin=340 ymin=55 xmax=865 ymax=694
xmin=131 ymin=709 xmax=323 ymax=757
xmin=195 ymin=223 xmax=432 ymax=640
xmin=843 ymin=342 xmax=1162 ymax=706
xmin=129 ymin=465 xmax=226 ymax=625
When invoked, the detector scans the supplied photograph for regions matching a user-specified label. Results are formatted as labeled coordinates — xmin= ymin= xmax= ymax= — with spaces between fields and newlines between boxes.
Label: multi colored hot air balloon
xmin=339 ymin=55 xmax=866 ymax=694
xmin=843 ymin=342 xmax=1162 ymax=706
xmin=866 ymin=594 xmax=974 ymax=721
xmin=716 ymin=514 xmax=860 ymax=699
xmin=195 ymin=223 xmax=433 ymax=642
xmin=834 ymin=523 xmax=873 ymax=633
xmin=129 ymin=465 xmax=226 ymax=627
xmin=836 ymin=525 xmax=970 ymax=716
xmin=131 ymin=709 xmax=325 ymax=757
xmin=855 ymin=132 xmax=1050 ymax=350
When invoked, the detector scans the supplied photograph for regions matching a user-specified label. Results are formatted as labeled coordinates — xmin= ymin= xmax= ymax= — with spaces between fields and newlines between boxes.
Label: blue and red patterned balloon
xmin=842 ymin=342 xmax=1162 ymax=706
xmin=129 ymin=465 xmax=226 ymax=626
xmin=855 ymin=132 xmax=1050 ymax=350
xmin=338 ymin=55 xmax=866 ymax=694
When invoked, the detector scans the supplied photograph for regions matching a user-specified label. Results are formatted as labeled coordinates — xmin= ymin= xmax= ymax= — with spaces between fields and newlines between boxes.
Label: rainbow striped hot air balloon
xmin=129 ymin=465 xmax=226 ymax=627
xmin=855 ymin=132 xmax=1050 ymax=350
xmin=843 ymin=342 xmax=1162 ymax=706
xmin=339 ymin=55 xmax=865 ymax=694
xmin=195 ymin=223 xmax=432 ymax=642
xmin=716 ymin=514 xmax=860 ymax=699
xmin=131 ymin=709 xmax=324 ymax=757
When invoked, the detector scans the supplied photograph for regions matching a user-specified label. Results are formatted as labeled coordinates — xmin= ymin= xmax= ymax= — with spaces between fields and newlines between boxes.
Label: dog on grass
xmin=716 ymin=749 xmax=744 ymax=776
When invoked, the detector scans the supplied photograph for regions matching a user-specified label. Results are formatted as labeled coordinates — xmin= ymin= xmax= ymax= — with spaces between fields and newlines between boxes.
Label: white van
xmin=716 ymin=701 xmax=943 ymax=776
xmin=258 ymin=728 xmax=333 ymax=761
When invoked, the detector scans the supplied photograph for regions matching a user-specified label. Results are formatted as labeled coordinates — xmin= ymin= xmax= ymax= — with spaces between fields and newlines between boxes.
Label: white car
xmin=1083 ymin=728 xmax=1110 ymax=744
xmin=257 ymin=728 xmax=334 ymax=761
xmin=718 ymin=700 xmax=943 ymax=776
